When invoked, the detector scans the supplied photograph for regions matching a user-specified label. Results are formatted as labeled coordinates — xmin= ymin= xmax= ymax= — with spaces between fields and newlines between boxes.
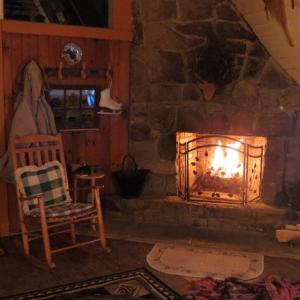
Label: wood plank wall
xmin=0 ymin=33 xmax=129 ymax=234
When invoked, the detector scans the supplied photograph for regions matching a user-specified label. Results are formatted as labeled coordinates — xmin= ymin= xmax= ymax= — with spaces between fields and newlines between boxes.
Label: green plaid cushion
xmin=15 ymin=161 xmax=71 ymax=216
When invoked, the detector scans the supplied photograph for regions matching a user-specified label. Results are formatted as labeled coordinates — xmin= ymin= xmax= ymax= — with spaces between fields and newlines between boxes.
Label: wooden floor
xmin=1 ymin=237 xmax=300 ymax=298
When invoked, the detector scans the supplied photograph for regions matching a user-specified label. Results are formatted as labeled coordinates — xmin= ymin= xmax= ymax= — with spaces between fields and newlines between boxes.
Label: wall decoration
xmin=61 ymin=43 xmax=83 ymax=65
xmin=263 ymin=0 xmax=294 ymax=47
xmin=192 ymin=36 xmax=235 ymax=101
xmin=49 ymin=86 xmax=99 ymax=130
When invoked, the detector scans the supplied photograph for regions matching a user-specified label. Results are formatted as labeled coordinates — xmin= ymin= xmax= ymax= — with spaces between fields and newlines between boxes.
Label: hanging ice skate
xmin=98 ymin=65 xmax=123 ymax=115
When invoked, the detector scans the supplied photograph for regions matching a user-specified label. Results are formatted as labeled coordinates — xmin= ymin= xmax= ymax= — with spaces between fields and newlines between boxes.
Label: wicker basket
xmin=114 ymin=155 xmax=150 ymax=198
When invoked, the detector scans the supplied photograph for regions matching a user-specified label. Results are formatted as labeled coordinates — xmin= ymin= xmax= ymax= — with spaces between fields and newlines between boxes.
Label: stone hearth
xmin=105 ymin=196 xmax=300 ymax=235
xmin=130 ymin=0 xmax=300 ymax=208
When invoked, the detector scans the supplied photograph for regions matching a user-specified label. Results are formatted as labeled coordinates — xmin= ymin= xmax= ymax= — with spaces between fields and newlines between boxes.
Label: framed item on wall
xmin=3 ymin=0 xmax=111 ymax=29
xmin=49 ymin=86 xmax=99 ymax=130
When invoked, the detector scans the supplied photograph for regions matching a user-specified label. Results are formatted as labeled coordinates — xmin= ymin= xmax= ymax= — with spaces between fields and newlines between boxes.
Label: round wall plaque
xmin=61 ymin=43 xmax=83 ymax=65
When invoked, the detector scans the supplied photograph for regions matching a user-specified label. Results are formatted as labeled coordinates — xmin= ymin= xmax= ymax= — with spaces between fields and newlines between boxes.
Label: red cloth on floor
xmin=265 ymin=274 xmax=297 ymax=300
xmin=187 ymin=275 xmax=297 ymax=300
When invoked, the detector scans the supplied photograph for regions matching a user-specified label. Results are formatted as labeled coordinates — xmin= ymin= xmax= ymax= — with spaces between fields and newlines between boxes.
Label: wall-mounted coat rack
xmin=45 ymin=63 xmax=108 ymax=80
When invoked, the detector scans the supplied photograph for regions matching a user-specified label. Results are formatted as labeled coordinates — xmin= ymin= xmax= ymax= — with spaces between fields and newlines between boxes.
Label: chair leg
xmin=20 ymin=223 xmax=30 ymax=256
xmin=94 ymin=189 xmax=107 ymax=250
xmin=70 ymin=224 xmax=76 ymax=244
xmin=39 ymin=203 xmax=55 ymax=268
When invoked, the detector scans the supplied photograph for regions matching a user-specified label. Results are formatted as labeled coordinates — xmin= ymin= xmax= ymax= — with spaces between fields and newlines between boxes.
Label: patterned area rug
xmin=147 ymin=243 xmax=264 ymax=280
xmin=2 ymin=268 xmax=179 ymax=300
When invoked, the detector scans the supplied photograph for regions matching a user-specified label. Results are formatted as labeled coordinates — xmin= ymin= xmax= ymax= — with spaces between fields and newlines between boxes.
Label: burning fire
xmin=209 ymin=139 xmax=243 ymax=178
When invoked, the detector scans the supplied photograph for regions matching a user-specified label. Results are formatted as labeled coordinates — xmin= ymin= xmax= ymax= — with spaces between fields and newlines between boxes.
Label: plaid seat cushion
xmin=15 ymin=161 xmax=72 ymax=216
xmin=29 ymin=202 xmax=94 ymax=218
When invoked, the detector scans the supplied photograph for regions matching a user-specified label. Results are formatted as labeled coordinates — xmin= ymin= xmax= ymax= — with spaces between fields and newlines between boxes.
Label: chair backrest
xmin=10 ymin=134 xmax=66 ymax=171
xmin=10 ymin=134 xmax=71 ymax=215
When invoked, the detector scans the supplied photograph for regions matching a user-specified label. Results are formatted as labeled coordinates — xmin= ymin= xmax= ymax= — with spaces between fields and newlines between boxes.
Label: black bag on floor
xmin=114 ymin=155 xmax=150 ymax=198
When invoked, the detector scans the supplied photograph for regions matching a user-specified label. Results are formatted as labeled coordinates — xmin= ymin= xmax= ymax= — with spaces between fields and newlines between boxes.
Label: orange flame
xmin=210 ymin=140 xmax=243 ymax=178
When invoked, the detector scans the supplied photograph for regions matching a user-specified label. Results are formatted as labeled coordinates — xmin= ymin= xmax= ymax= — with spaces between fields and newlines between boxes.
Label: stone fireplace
xmin=130 ymin=0 xmax=300 ymax=209
xmin=176 ymin=132 xmax=267 ymax=205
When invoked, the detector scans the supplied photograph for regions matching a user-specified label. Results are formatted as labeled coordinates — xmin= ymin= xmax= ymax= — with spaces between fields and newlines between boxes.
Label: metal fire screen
xmin=176 ymin=133 xmax=267 ymax=205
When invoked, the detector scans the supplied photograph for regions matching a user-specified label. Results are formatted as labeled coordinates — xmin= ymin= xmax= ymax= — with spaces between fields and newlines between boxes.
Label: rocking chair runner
xmin=10 ymin=134 xmax=108 ymax=268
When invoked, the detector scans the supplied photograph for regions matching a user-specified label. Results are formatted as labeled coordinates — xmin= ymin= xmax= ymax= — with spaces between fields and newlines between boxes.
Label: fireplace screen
xmin=176 ymin=132 xmax=267 ymax=205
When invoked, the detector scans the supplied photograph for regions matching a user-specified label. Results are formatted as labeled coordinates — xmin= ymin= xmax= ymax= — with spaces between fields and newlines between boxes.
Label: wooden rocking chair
xmin=10 ymin=134 xmax=108 ymax=268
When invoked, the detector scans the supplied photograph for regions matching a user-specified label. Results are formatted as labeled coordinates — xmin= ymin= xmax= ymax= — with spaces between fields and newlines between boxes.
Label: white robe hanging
xmin=0 ymin=60 xmax=57 ymax=182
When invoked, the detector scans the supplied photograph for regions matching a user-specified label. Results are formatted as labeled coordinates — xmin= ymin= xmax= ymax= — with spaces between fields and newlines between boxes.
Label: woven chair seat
xmin=29 ymin=202 xmax=94 ymax=218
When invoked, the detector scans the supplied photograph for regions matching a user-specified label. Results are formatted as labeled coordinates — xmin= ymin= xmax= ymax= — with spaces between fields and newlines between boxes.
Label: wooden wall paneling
xmin=4 ymin=36 xmax=19 ymax=233
xmin=81 ymin=39 xmax=95 ymax=68
xmin=0 ymin=32 xmax=127 ymax=233
xmin=61 ymin=132 xmax=73 ymax=165
xmin=105 ymin=41 xmax=129 ymax=194
xmin=98 ymin=115 xmax=112 ymax=193
xmin=48 ymin=36 xmax=60 ymax=68
xmin=109 ymin=41 xmax=129 ymax=169
xmin=38 ymin=35 xmax=49 ymax=67
xmin=118 ymin=41 xmax=130 ymax=155
xmin=2 ymin=33 xmax=19 ymax=233
xmin=0 ymin=24 xmax=9 ymax=235
xmin=3 ymin=33 xmax=12 ymax=135
xmin=73 ymin=131 xmax=86 ymax=165
xmin=114 ymin=0 xmax=132 ymax=35
xmin=29 ymin=34 xmax=39 ymax=61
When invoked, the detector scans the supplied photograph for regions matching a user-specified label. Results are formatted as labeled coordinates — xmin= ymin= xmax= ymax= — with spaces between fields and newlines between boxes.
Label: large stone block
xmin=157 ymin=133 xmax=176 ymax=161
xmin=150 ymin=83 xmax=182 ymax=103
xmin=129 ymin=141 xmax=157 ymax=166
xmin=215 ymin=22 xmax=256 ymax=41
xmin=225 ymin=41 xmax=247 ymax=55
xmin=255 ymin=111 xmax=292 ymax=136
xmin=144 ymin=22 xmax=185 ymax=51
xmin=151 ymin=51 xmax=185 ymax=83
xmin=231 ymin=80 xmax=259 ymax=109
xmin=166 ymin=174 xmax=176 ymax=195
xmin=182 ymin=84 xmax=203 ymax=101
xmin=131 ymin=83 xmax=151 ymax=103
xmin=173 ymin=21 xmax=213 ymax=37
xmin=130 ymin=103 xmax=148 ymax=121
xmin=131 ymin=55 xmax=151 ymax=103
xmin=178 ymin=0 xmax=213 ymax=21
xmin=142 ymin=173 xmax=167 ymax=195
xmin=140 ymin=0 xmax=177 ymax=22
xmin=294 ymin=110 xmax=300 ymax=136
xmin=230 ymin=110 xmax=255 ymax=135
xmin=129 ymin=122 xmax=151 ymax=141
xmin=149 ymin=161 xmax=176 ymax=175
xmin=249 ymin=42 xmax=269 ymax=58
xmin=206 ymin=112 xmax=231 ymax=134
xmin=244 ymin=57 xmax=266 ymax=78
xmin=132 ymin=19 xmax=144 ymax=46
xmin=216 ymin=3 xmax=240 ymax=21
xmin=260 ymin=62 xmax=294 ymax=89
xmin=132 ymin=47 xmax=185 ymax=84
xmin=177 ymin=106 xmax=207 ymax=132
xmin=259 ymin=88 xmax=280 ymax=109
xmin=144 ymin=22 xmax=204 ymax=51
xmin=278 ymin=86 xmax=300 ymax=109
xmin=149 ymin=105 xmax=176 ymax=132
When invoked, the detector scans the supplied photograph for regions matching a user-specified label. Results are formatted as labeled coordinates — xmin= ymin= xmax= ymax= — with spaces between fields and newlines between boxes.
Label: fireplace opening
xmin=176 ymin=132 xmax=267 ymax=205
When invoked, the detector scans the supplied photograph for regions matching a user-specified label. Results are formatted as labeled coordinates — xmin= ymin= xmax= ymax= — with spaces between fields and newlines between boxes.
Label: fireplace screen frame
xmin=176 ymin=133 xmax=266 ymax=206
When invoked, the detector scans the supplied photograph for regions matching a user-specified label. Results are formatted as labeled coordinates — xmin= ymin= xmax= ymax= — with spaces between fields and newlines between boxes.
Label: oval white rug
xmin=146 ymin=243 xmax=264 ymax=280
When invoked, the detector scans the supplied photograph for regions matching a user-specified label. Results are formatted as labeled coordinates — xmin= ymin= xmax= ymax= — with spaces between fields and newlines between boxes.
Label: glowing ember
xmin=209 ymin=139 xmax=243 ymax=178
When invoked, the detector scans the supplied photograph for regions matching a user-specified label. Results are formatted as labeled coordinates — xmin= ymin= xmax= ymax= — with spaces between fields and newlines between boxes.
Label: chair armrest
xmin=20 ymin=194 xmax=44 ymax=202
